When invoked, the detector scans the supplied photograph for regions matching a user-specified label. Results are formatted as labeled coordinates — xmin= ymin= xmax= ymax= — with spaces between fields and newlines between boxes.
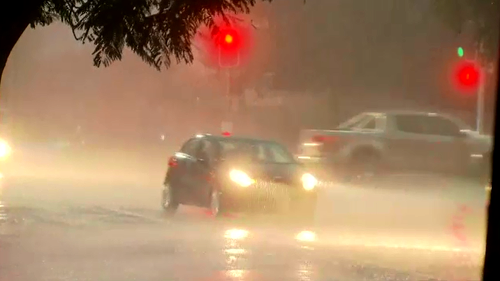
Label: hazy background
xmin=0 ymin=0 xmax=497 ymax=162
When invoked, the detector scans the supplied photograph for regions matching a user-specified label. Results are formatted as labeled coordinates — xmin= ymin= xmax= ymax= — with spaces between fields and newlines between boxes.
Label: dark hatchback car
xmin=161 ymin=134 xmax=319 ymax=218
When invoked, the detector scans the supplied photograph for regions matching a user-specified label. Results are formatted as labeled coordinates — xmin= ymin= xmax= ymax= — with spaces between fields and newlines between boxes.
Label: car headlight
xmin=0 ymin=140 xmax=11 ymax=159
xmin=229 ymin=169 xmax=255 ymax=187
xmin=301 ymin=173 xmax=317 ymax=191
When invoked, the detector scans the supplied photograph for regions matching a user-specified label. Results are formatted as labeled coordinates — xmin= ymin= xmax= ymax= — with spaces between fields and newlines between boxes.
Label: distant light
xmin=295 ymin=230 xmax=316 ymax=242
xmin=457 ymin=47 xmax=464 ymax=57
xmin=222 ymin=131 xmax=231 ymax=136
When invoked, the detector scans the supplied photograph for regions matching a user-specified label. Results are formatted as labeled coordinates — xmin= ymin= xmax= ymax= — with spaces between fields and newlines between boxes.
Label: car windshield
xmin=219 ymin=139 xmax=295 ymax=164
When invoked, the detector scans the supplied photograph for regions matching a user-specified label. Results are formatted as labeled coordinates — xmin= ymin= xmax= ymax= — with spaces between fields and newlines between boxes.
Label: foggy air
xmin=0 ymin=1 xmax=494 ymax=281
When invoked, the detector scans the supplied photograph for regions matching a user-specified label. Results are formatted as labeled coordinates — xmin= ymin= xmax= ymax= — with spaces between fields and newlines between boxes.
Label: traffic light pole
xmin=226 ymin=69 xmax=232 ymax=114
xmin=475 ymin=41 xmax=485 ymax=134
xmin=223 ymin=68 xmax=236 ymax=135
xmin=477 ymin=68 xmax=486 ymax=134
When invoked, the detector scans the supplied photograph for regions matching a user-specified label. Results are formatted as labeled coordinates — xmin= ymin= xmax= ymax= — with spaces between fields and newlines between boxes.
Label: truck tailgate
xmin=297 ymin=129 xmax=379 ymax=159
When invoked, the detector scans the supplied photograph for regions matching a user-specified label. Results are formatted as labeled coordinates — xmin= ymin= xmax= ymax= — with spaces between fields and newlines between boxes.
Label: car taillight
xmin=168 ymin=156 xmax=178 ymax=167
xmin=311 ymin=135 xmax=338 ymax=143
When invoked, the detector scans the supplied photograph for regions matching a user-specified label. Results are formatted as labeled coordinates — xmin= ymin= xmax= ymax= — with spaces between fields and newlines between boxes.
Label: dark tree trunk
xmin=0 ymin=0 xmax=45 ymax=93
xmin=0 ymin=23 xmax=28 ymax=90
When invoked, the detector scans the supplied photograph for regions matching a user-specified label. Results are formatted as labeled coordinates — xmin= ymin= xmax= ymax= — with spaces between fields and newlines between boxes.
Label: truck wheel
xmin=350 ymin=148 xmax=381 ymax=180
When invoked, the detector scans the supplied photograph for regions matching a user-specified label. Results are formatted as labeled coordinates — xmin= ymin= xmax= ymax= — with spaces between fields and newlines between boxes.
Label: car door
xmin=189 ymin=139 xmax=219 ymax=207
xmin=175 ymin=138 xmax=201 ymax=204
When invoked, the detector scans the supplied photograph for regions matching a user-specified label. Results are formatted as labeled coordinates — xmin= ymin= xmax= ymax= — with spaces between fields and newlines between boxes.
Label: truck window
xmin=337 ymin=113 xmax=369 ymax=129
xmin=394 ymin=115 xmax=427 ymax=134
xmin=395 ymin=114 xmax=462 ymax=137
xmin=350 ymin=116 xmax=376 ymax=130
xmin=361 ymin=118 xmax=376 ymax=129
xmin=424 ymin=116 xmax=461 ymax=137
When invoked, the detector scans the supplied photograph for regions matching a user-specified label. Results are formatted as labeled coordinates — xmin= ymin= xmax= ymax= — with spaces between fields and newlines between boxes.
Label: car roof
xmin=364 ymin=110 xmax=448 ymax=117
xmin=194 ymin=134 xmax=280 ymax=144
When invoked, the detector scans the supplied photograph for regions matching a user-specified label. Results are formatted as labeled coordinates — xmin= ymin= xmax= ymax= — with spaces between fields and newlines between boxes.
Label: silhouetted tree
xmin=432 ymin=0 xmax=499 ymax=61
xmin=0 ymin=0 xmax=271 ymax=87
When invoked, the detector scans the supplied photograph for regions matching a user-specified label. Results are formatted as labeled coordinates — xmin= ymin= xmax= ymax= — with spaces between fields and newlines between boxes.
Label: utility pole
xmin=475 ymin=40 xmax=486 ymax=134
xmin=217 ymin=26 xmax=241 ymax=135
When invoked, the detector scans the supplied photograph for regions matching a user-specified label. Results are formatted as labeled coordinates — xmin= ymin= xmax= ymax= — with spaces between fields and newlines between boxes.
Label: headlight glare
xmin=301 ymin=173 xmax=317 ymax=191
xmin=229 ymin=169 xmax=255 ymax=187
xmin=0 ymin=140 xmax=11 ymax=159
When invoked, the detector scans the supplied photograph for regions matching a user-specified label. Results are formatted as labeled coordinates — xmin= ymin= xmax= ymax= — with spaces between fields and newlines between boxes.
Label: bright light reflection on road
xmin=224 ymin=248 xmax=246 ymax=255
xmin=296 ymin=230 xmax=316 ymax=242
xmin=225 ymin=228 xmax=249 ymax=240
xmin=226 ymin=269 xmax=246 ymax=279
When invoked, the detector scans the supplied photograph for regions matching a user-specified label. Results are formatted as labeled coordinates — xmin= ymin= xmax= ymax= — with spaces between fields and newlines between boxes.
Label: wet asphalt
xmin=0 ymin=172 xmax=489 ymax=281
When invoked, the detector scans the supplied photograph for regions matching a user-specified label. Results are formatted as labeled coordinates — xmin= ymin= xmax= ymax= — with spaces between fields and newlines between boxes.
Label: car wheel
xmin=162 ymin=183 xmax=179 ymax=215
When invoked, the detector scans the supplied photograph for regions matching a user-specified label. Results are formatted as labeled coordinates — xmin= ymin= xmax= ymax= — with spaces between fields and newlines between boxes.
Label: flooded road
xmin=0 ymin=173 xmax=488 ymax=281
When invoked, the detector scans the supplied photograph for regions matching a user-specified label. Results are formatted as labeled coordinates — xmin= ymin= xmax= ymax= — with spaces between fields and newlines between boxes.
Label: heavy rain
xmin=0 ymin=1 xmax=495 ymax=280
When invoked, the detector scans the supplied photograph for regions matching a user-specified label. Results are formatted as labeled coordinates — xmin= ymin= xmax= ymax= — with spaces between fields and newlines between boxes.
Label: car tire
xmin=161 ymin=183 xmax=179 ymax=215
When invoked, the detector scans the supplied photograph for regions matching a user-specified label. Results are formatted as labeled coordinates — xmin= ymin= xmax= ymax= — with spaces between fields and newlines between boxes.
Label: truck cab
xmin=297 ymin=111 xmax=492 ymax=180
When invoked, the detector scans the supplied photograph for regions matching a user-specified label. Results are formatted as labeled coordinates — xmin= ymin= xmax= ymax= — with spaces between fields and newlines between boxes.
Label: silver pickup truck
xmin=297 ymin=111 xmax=492 ymax=179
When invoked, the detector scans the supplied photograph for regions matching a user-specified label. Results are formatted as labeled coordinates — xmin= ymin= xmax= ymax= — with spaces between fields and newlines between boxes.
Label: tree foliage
xmin=28 ymin=0 xmax=270 ymax=70
xmin=433 ymin=0 xmax=500 ymax=61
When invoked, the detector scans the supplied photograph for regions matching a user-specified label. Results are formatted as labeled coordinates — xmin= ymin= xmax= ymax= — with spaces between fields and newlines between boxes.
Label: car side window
xmin=180 ymin=139 xmax=200 ymax=156
xmin=254 ymin=144 xmax=267 ymax=162
xmin=199 ymin=140 xmax=217 ymax=161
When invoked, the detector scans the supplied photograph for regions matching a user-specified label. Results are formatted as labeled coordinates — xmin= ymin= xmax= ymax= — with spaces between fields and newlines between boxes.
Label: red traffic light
xmin=217 ymin=28 xmax=240 ymax=51
xmin=224 ymin=34 xmax=233 ymax=44
xmin=455 ymin=61 xmax=480 ymax=90
xmin=216 ymin=27 xmax=241 ymax=68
